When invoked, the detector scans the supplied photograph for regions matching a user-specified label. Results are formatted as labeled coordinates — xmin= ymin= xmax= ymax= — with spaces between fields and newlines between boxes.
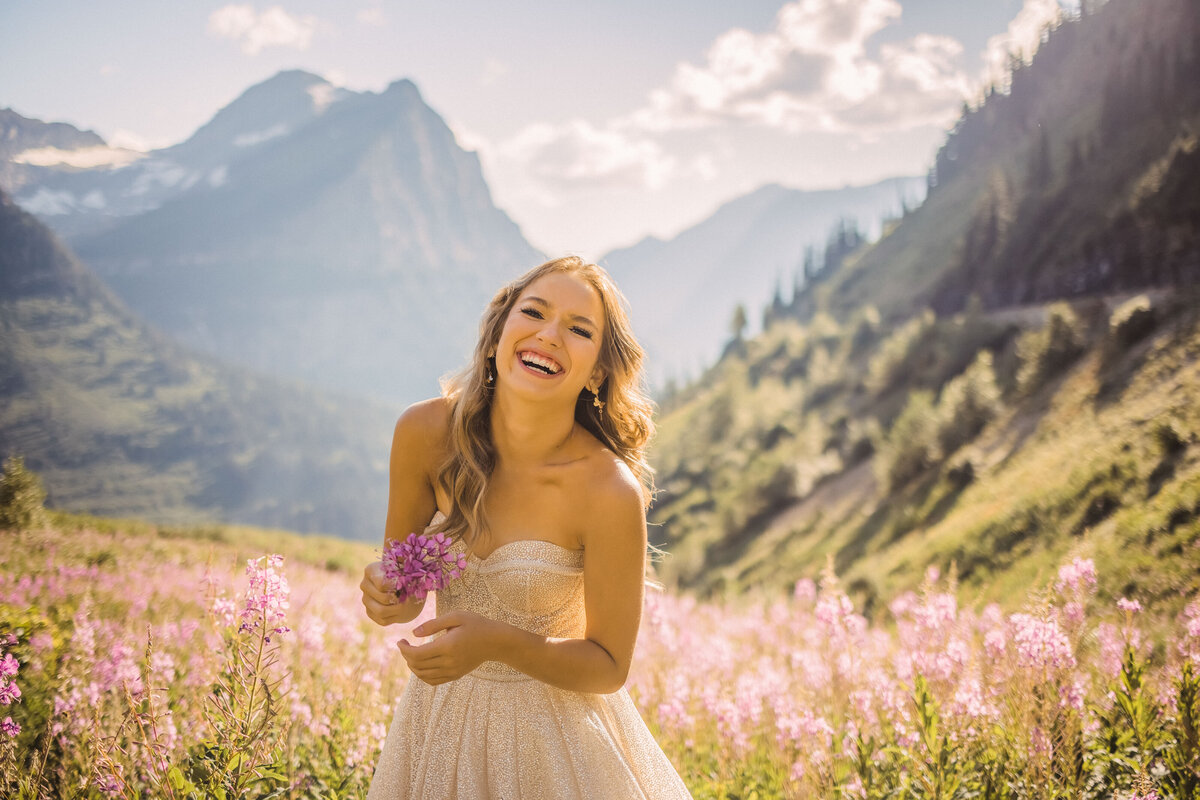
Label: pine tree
xmin=0 ymin=455 xmax=48 ymax=531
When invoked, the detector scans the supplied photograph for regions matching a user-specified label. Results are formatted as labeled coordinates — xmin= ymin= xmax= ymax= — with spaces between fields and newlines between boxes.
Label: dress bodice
xmin=436 ymin=525 xmax=585 ymax=681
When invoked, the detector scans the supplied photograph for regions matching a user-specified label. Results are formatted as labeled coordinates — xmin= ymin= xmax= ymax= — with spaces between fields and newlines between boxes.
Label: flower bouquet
xmin=382 ymin=532 xmax=468 ymax=602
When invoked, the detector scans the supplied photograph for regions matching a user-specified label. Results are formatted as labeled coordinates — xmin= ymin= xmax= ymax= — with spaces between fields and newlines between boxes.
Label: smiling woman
xmin=359 ymin=256 xmax=691 ymax=799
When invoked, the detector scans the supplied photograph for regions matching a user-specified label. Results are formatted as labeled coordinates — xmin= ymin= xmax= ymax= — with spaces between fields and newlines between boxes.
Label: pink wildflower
xmin=984 ymin=628 xmax=1006 ymax=659
xmin=239 ymin=554 xmax=290 ymax=640
xmin=0 ymin=653 xmax=17 ymax=678
xmin=793 ymin=578 xmax=816 ymax=605
xmin=1 ymin=715 xmax=18 ymax=736
xmin=1055 ymin=557 xmax=1097 ymax=595
xmin=1097 ymin=623 xmax=1125 ymax=677
xmin=0 ymin=680 xmax=20 ymax=705
xmin=381 ymin=532 xmax=467 ymax=602
xmin=1118 ymin=597 xmax=1142 ymax=614
xmin=210 ymin=596 xmax=236 ymax=627
xmin=1009 ymin=613 xmax=1075 ymax=671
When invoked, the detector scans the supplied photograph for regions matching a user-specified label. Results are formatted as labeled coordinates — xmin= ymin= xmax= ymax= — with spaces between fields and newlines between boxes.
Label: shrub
xmin=848 ymin=305 xmax=882 ymax=355
xmin=0 ymin=456 xmax=47 ymax=531
xmin=936 ymin=351 xmax=1002 ymax=455
xmin=879 ymin=391 xmax=938 ymax=490
xmin=1154 ymin=420 xmax=1188 ymax=456
xmin=1109 ymin=294 xmax=1157 ymax=348
xmin=867 ymin=310 xmax=937 ymax=395
xmin=1016 ymin=302 xmax=1086 ymax=394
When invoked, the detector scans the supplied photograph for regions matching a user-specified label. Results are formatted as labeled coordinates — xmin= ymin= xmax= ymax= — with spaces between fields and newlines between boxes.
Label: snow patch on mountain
xmin=18 ymin=188 xmax=80 ymax=215
xmin=307 ymin=82 xmax=340 ymax=113
xmin=14 ymin=145 xmax=145 ymax=169
xmin=130 ymin=160 xmax=196 ymax=196
xmin=233 ymin=124 xmax=289 ymax=148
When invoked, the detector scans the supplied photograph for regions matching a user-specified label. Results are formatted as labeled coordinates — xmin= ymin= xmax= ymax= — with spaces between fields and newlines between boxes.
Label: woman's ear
xmin=587 ymin=371 xmax=606 ymax=394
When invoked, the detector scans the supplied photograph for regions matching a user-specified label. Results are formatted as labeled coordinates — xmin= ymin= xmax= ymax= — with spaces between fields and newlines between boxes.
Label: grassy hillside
xmin=651 ymin=292 xmax=1200 ymax=614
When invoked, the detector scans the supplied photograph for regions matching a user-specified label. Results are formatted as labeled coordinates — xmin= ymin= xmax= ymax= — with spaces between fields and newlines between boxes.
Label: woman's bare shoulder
xmin=393 ymin=397 xmax=453 ymax=464
xmin=575 ymin=439 xmax=642 ymax=510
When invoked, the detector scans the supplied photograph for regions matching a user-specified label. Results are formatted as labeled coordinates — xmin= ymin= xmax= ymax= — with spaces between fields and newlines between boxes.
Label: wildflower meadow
xmin=2 ymin=518 xmax=1199 ymax=799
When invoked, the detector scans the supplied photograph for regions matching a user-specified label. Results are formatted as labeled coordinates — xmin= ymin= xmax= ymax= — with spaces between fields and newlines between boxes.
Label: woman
xmin=361 ymin=256 xmax=692 ymax=798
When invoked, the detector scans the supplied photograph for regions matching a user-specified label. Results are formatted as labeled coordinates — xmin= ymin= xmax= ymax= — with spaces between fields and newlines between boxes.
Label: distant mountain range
xmin=3 ymin=71 xmax=543 ymax=404
xmin=0 ymin=188 xmax=395 ymax=538
xmin=600 ymin=177 xmax=924 ymax=384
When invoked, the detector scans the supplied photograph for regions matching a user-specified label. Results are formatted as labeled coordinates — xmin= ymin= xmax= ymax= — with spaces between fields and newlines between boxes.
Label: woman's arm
xmin=360 ymin=398 xmax=447 ymax=627
xmin=398 ymin=459 xmax=646 ymax=693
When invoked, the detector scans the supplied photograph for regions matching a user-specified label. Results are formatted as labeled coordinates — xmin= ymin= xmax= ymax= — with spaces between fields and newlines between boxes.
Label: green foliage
xmin=868 ymin=310 xmax=938 ymax=395
xmin=1016 ymin=302 xmax=1087 ymax=394
xmin=0 ymin=456 xmax=47 ymax=531
xmin=1163 ymin=661 xmax=1200 ymax=798
xmin=936 ymin=351 xmax=1001 ymax=456
xmin=1086 ymin=643 xmax=1172 ymax=797
xmin=904 ymin=674 xmax=967 ymax=799
xmin=879 ymin=391 xmax=938 ymax=491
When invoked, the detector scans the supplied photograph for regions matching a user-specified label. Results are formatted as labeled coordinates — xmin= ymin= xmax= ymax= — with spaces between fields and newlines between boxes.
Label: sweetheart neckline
xmin=426 ymin=512 xmax=582 ymax=563
xmin=466 ymin=538 xmax=583 ymax=563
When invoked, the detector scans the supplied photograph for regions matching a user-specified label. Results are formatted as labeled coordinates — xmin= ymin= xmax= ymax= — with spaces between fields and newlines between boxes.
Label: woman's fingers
xmin=360 ymin=562 xmax=396 ymax=605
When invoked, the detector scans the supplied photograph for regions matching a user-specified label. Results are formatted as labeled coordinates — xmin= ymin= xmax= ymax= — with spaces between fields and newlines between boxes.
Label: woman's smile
xmin=516 ymin=349 xmax=563 ymax=376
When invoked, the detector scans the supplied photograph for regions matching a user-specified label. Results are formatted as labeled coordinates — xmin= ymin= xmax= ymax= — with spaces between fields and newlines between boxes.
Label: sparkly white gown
xmin=366 ymin=520 xmax=692 ymax=799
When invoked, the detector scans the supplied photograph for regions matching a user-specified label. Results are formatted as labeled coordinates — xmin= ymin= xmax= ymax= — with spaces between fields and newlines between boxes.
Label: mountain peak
xmin=382 ymin=78 xmax=421 ymax=101
xmin=166 ymin=69 xmax=347 ymax=161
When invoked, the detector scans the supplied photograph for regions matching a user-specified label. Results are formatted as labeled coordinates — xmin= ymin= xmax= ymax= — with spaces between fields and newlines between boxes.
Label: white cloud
xmin=499 ymin=120 xmax=676 ymax=196
xmin=356 ymin=5 xmax=386 ymax=27
xmin=641 ymin=0 xmax=969 ymax=135
xmin=493 ymin=0 xmax=974 ymax=212
xmin=981 ymin=0 xmax=1069 ymax=89
xmin=208 ymin=5 xmax=317 ymax=55
xmin=481 ymin=58 xmax=509 ymax=87
xmin=108 ymin=129 xmax=157 ymax=152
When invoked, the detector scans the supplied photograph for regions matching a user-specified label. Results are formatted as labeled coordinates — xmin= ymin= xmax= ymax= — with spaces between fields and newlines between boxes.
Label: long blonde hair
xmin=435 ymin=256 xmax=655 ymax=542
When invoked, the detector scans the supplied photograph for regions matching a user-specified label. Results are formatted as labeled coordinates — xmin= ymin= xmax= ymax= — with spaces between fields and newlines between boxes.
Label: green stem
xmin=234 ymin=605 xmax=268 ymax=791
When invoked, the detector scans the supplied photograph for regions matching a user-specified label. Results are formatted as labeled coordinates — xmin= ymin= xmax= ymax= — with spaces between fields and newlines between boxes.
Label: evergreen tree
xmin=0 ymin=455 xmax=48 ymax=531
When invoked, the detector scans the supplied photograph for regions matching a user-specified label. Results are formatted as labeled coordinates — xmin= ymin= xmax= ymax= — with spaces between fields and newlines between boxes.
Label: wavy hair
xmin=435 ymin=256 xmax=656 ymax=543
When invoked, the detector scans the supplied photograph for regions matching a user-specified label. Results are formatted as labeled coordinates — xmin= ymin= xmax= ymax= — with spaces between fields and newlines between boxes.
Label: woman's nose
xmin=536 ymin=320 xmax=562 ymax=347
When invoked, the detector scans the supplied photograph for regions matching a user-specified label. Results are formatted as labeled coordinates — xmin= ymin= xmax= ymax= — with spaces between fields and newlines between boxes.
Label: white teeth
xmin=520 ymin=352 xmax=562 ymax=374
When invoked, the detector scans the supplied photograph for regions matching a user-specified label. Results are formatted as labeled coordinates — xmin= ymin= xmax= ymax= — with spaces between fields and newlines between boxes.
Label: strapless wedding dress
xmin=366 ymin=521 xmax=692 ymax=799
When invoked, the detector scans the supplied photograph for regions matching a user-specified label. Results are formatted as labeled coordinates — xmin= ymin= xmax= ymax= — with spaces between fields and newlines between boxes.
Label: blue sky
xmin=0 ymin=0 xmax=1076 ymax=256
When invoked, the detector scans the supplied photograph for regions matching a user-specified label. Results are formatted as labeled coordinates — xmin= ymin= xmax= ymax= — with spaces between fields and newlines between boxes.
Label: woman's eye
xmin=520 ymin=307 xmax=543 ymax=319
xmin=571 ymin=326 xmax=594 ymax=339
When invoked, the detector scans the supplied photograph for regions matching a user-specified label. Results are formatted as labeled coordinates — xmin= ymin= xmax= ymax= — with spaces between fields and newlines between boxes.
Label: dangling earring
xmin=485 ymin=353 xmax=495 ymax=384
xmin=590 ymin=386 xmax=604 ymax=413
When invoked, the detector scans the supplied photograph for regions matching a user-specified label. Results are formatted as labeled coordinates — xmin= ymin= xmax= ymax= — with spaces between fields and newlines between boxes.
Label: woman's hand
xmin=360 ymin=560 xmax=424 ymax=626
xmin=397 ymin=610 xmax=501 ymax=685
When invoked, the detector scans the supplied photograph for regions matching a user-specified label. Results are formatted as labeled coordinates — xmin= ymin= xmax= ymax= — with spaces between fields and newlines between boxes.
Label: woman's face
xmin=493 ymin=271 xmax=605 ymax=404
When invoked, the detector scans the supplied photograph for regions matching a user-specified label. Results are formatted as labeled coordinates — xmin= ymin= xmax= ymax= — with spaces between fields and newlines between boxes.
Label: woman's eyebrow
xmin=524 ymin=295 xmax=597 ymax=328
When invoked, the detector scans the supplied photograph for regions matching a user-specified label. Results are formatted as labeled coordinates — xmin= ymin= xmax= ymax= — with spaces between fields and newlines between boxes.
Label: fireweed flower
xmin=1118 ymin=597 xmax=1143 ymax=614
xmin=1 ymin=715 xmax=18 ymax=736
xmin=239 ymin=554 xmax=290 ymax=640
xmin=1009 ymin=613 xmax=1076 ymax=671
xmin=381 ymin=532 xmax=467 ymax=602
xmin=1055 ymin=557 xmax=1097 ymax=596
